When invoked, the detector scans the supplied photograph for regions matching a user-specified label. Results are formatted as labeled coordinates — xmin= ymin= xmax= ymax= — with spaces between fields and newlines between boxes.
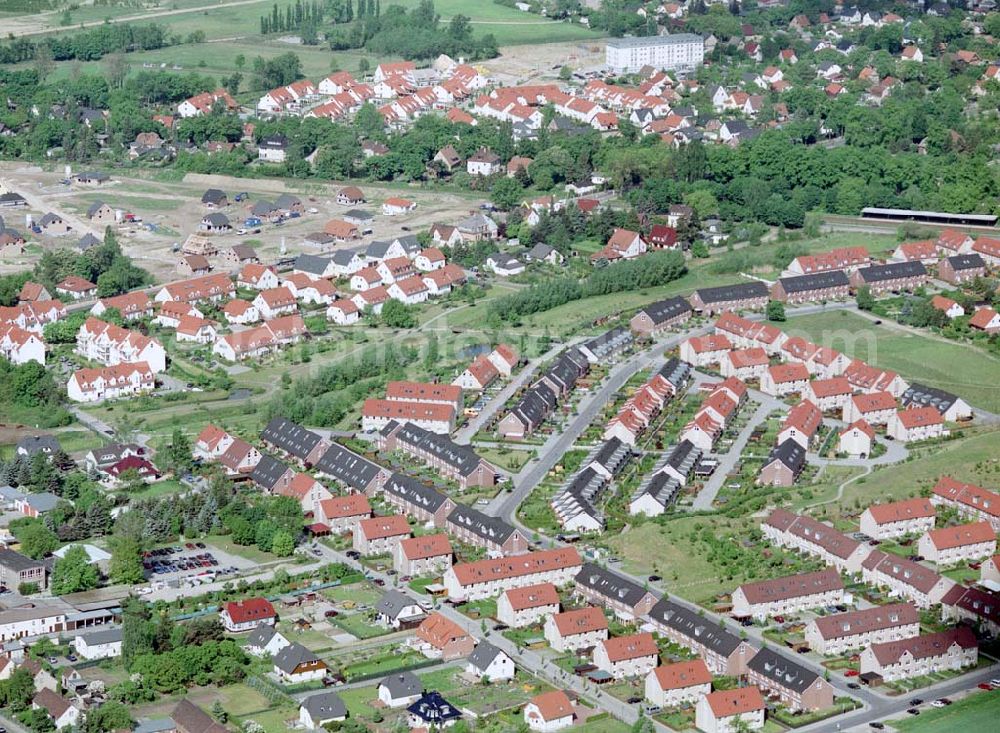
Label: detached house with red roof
xmin=860 ymin=498 xmax=936 ymax=540
xmin=838 ymin=420 xmax=875 ymax=459
xmin=353 ymin=515 xmax=411 ymax=556
xmin=760 ymin=362 xmax=810 ymax=397
xmin=696 ymin=687 xmax=765 ymax=733
xmin=930 ymin=295 xmax=964 ymax=319
xmin=413 ymin=613 xmax=474 ymax=661
xmin=843 ymin=391 xmax=897 ymax=426
xmin=253 ymin=286 xmax=298 ymax=319
xmin=970 ymin=307 xmax=1000 ymax=334
xmin=220 ymin=598 xmax=277 ymax=633
xmin=394 ymin=533 xmax=453 ymax=577
xmin=497 ymin=583 xmax=560 ymax=629
xmin=644 ymin=659 xmax=712 ymax=709
xmin=593 ymin=633 xmax=658 ymax=679
xmin=543 ymin=606 xmax=609 ymax=653
xmin=524 ymin=689 xmax=575 ymax=732
xmin=918 ymin=522 xmax=996 ymax=566
xmin=778 ymin=400 xmax=823 ymax=449
xmin=887 ymin=406 xmax=946 ymax=442
xmin=592 ymin=228 xmax=647 ymax=263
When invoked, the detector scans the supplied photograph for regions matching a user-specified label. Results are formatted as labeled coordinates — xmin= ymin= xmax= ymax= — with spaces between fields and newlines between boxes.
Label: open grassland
xmin=887 ymin=690 xmax=1000 ymax=732
xmin=785 ymin=309 xmax=1000 ymax=414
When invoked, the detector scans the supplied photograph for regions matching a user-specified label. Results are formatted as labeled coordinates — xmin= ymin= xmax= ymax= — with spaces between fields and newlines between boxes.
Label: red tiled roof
xmin=865 ymin=498 xmax=934 ymax=525
xmin=223 ymin=597 xmax=275 ymax=624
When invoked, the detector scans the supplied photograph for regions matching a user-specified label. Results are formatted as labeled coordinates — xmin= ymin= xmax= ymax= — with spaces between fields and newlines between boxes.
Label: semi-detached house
xmin=497 ymin=583 xmax=560 ymax=629
xmin=804 ymin=602 xmax=920 ymax=656
xmin=918 ymin=521 xmax=996 ymax=566
xmin=573 ymin=563 xmax=656 ymax=622
xmin=443 ymin=547 xmax=581 ymax=601
xmin=353 ymin=514 xmax=411 ymax=556
xmin=592 ymin=633 xmax=658 ymax=680
xmin=931 ymin=476 xmax=1000 ymax=532
xmin=731 ymin=568 xmax=845 ymax=620
xmin=761 ymin=509 xmax=873 ymax=573
xmin=647 ymin=598 xmax=758 ymax=676
xmin=859 ymin=498 xmax=936 ymax=540
xmin=861 ymin=551 xmax=955 ymax=608
xmin=445 ymin=503 xmax=528 ymax=556
xmin=543 ymin=606 xmax=608 ymax=653
xmin=378 ymin=473 xmax=455 ymax=528
xmin=745 ymin=647 xmax=833 ymax=712
xmin=643 ymin=659 xmax=712 ymax=709
xmin=394 ymin=533 xmax=452 ymax=577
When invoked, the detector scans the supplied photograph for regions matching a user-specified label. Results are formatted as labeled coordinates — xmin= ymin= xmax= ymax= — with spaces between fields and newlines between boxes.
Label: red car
xmin=978 ymin=683 xmax=994 ymax=691
xmin=845 ymin=669 xmax=860 ymax=677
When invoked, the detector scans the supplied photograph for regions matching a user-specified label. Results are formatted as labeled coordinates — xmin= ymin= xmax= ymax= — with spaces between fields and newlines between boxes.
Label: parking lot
xmin=143 ymin=542 xmax=257 ymax=587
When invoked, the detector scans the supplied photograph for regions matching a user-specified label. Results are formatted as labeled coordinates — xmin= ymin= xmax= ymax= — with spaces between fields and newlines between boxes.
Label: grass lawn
xmin=133 ymin=478 xmax=188 ymax=499
xmin=203 ymin=534 xmax=280 ymax=564
xmin=478 ymin=446 xmax=535 ymax=473
xmin=331 ymin=612 xmax=390 ymax=640
xmin=323 ymin=581 xmax=383 ymax=607
xmin=887 ymin=690 xmax=1000 ymax=732
xmin=236 ymin=705 xmax=298 ymax=733
xmin=784 ymin=309 xmax=1000 ymax=413
xmin=835 ymin=429 xmax=1000 ymax=512
xmin=214 ymin=683 xmax=274 ymax=717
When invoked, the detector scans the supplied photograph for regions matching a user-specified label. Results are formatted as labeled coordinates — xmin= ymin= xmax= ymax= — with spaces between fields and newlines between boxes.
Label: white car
xmin=992 ymin=678 xmax=1000 ymax=687
xmin=930 ymin=701 xmax=946 ymax=709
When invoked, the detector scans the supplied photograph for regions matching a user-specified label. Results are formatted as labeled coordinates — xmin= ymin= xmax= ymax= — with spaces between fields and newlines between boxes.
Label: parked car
xmin=906 ymin=709 xmax=920 ymax=716
xmin=869 ymin=723 xmax=884 ymax=730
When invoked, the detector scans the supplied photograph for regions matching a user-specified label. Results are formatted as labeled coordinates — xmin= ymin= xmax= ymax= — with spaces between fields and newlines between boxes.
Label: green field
xmin=888 ymin=691 xmax=1000 ymax=732
xmin=785 ymin=309 xmax=1000 ymax=414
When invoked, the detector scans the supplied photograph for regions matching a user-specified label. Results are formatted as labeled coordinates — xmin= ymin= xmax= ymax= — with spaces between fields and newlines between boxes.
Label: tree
xmin=491 ymin=177 xmax=522 ymax=211
xmin=165 ymin=428 xmax=193 ymax=474
xmin=0 ymin=668 xmax=35 ymax=711
xmin=766 ymin=300 xmax=786 ymax=322
xmin=270 ymin=530 xmax=295 ymax=557
xmin=122 ymin=597 xmax=154 ymax=671
xmin=380 ymin=299 xmax=417 ymax=328
xmin=50 ymin=545 xmax=99 ymax=594
xmin=109 ymin=536 xmax=145 ymax=585
xmin=10 ymin=519 xmax=58 ymax=559
xmin=212 ymin=701 xmax=229 ymax=724
xmin=82 ymin=701 xmax=133 ymax=733
xmin=856 ymin=285 xmax=875 ymax=311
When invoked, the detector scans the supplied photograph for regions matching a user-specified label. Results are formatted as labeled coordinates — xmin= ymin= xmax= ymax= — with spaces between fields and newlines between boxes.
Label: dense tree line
xmin=265 ymin=342 xmax=417 ymax=426
xmin=0 ymin=360 xmax=69 ymax=427
xmin=219 ymin=495 xmax=301 ymax=556
xmin=0 ymin=23 xmax=172 ymax=65
xmin=328 ymin=0 xmax=498 ymax=60
xmin=489 ymin=249 xmax=687 ymax=322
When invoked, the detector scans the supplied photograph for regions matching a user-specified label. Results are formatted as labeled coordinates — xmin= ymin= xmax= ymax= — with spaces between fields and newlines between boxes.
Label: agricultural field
xmin=784 ymin=309 xmax=1000 ymax=414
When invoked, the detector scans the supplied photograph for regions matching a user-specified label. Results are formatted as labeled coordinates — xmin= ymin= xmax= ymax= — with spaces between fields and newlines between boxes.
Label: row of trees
xmin=0 ymin=23 xmax=171 ymax=64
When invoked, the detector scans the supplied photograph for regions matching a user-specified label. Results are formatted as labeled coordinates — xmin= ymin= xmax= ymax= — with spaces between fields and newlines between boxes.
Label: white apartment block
xmin=731 ymin=569 xmax=844 ymax=620
xmin=443 ymin=547 xmax=581 ymax=602
xmin=606 ymin=34 xmax=705 ymax=74
xmin=917 ymin=522 xmax=997 ymax=566
xmin=592 ymin=633 xmax=659 ymax=680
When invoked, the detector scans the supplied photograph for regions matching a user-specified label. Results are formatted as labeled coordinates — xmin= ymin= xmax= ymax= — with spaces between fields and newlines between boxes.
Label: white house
xmin=544 ymin=606 xmax=609 ymax=653
xmin=298 ymin=692 xmax=346 ymax=729
xmin=592 ymin=633 xmax=658 ymax=680
xmin=497 ymin=583 xmax=560 ymax=628
xmin=378 ymin=671 xmax=423 ymax=708
xmin=71 ymin=627 xmax=122 ymax=660
xmin=524 ymin=690 xmax=575 ymax=732
xmin=695 ymin=687 xmax=765 ymax=733
xmin=644 ymin=660 xmax=712 ymax=709
xmin=465 ymin=642 xmax=515 ymax=682
xmin=245 ymin=625 xmax=291 ymax=657
xmin=220 ymin=598 xmax=277 ymax=632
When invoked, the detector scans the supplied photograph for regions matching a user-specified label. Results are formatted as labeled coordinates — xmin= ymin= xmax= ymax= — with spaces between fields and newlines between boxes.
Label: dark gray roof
xmin=693 ymin=282 xmax=769 ymax=304
xmin=467 ymin=641 xmax=507 ymax=673
xmin=378 ymin=670 xmax=423 ymax=698
xmin=201 ymin=188 xmax=227 ymax=205
xmin=383 ymin=473 xmax=450 ymax=513
xmin=24 ymin=493 xmax=59 ymax=513
xmin=76 ymin=232 xmax=103 ymax=251
xmin=294 ymin=253 xmax=332 ymax=275
xmin=590 ymin=437 xmax=632 ymax=477
xmin=777 ymin=270 xmax=850 ymax=293
xmin=388 ymin=421 xmax=490 ymax=478
xmin=639 ymin=297 xmax=692 ymax=326
xmin=246 ymin=624 xmax=278 ymax=648
xmin=39 ymin=212 xmax=63 ymax=225
xmin=527 ymin=243 xmax=556 ymax=260
xmin=394 ymin=235 xmax=422 ymax=254
xmin=583 ymin=327 xmax=633 ymax=360
xmin=202 ymin=212 xmax=231 ymax=227
xmin=88 ymin=442 xmax=143 ymax=468
xmin=366 ymin=240 xmax=394 ymax=259
xmin=0 ymin=549 xmax=45 ymax=573
xmin=251 ymin=200 xmax=278 ymax=216
xmin=251 ymin=454 xmax=291 ymax=491
xmin=16 ymin=435 xmax=60 ymax=456
xmin=658 ymin=357 xmax=692 ymax=390
xmin=316 ymin=444 xmax=382 ymax=491
xmin=261 ymin=417 xmax=322 ymax=461
xmin=407 ymin=692 xmax=461 ymax=724
xmin=575 ymin=562 xmax=651 ymax=608
xmin=746 ymin=647 xmax=820 ymax=694
xmin=332 ymin=250 xmax=360 ymax=266
xmin=767 ymin=439 xmax=806 ymax=472
xmin=447 ymin=503 xmax=518 ymax=545
xmin=88 ymin=201 xmax=111 ymax=218
xmin=273 ymin=642 xmax=320 ymax=674
xmin=343 ymin=208 xmax=374 ymax=221
xmin=901 ymin=383 xmax=962 ymax=414
xmin=648 ymin=598 xmax=745 ymax=656
xmin=664 ymin=440 xmax=701 ymax=475
xmin=77 ymin=627 xmax=122 ymax=645
xmin=274 ymin=193 xmax=301 ymax=210
xmin=0 ymin=193 xmax=26 ymax=206
xmin=260 ymin=134 xmax=288 ymax=149
xmin=631 ymin=471 xmax=681 ymax=509
xmin=554 ymin=467 xmax=607 ymax=526
xmin=300 ymin=691 xmax=346 ymax=722
xmin=856 ymin=261 xmax=927 ymax=283
xmin=945 ymin=253 xmax=985 ymax=271
xmin=376 ymin=589 xmax=421 ymax=621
